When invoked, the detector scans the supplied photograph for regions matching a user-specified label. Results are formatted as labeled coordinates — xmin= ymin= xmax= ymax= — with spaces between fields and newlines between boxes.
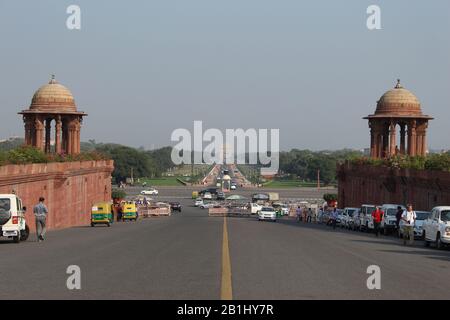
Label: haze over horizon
xmin=1 ymin=0 xmax=449 ymax=151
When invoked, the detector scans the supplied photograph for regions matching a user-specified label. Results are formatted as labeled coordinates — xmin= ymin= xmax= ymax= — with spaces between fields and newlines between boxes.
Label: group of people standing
xmin=371 ymin=204 xmax=417 ymax=245
xmin=296 ymin=206 xmax=316 ymax=223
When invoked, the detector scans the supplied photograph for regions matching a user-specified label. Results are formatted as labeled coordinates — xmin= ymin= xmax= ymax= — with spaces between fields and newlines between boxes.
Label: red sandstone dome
xmin=28 ymin=76 xmax=77 ymax=113
xmin=373 ymin=80 xmax=423 ymax=117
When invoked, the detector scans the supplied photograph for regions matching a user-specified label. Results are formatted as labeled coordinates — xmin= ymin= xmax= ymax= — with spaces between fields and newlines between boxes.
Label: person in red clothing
xmin=372 ymin=206 xmax=384 ymax=237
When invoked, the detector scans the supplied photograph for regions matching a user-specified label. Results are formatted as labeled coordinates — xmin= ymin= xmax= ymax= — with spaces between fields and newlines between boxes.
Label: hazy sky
xmin=1 ymin=0 xmax=449 ymax=151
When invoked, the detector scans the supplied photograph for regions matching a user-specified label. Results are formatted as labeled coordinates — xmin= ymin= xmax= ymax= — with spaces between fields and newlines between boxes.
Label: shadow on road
xmin=378 ymin=249 xmax=450 ymax=262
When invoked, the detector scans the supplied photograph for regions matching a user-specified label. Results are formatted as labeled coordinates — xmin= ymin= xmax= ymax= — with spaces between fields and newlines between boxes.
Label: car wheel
xmin=13 ymin=235 xmax=20 ymax=243
xmin=423 ymin=232 xmax=430 ymax=247
xmin=436 ymin=233 xmax=443 ymax=250
xmin=91 ymin=223 xmax=95 ymax=227
xmin=20 ymin=224 xmax=30 ymax=241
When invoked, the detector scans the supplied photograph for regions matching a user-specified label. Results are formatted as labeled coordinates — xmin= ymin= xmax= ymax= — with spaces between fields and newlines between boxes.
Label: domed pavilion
xmin=364 ymin=80 xmax=433 ymax=158
xmin=19 ymin=76 xmax=87 ymax=155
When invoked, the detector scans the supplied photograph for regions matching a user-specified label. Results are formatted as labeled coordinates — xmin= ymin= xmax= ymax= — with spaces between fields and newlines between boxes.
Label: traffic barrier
xmin=208 ymin=207 xmax=228 ymax=217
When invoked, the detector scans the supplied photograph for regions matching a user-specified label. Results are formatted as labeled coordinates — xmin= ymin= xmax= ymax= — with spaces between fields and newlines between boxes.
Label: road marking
xmin=221 ymin=217 xmax=233 ymax=300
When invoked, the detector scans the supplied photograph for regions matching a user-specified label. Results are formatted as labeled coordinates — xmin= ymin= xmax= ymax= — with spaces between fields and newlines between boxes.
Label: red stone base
xmin=0 ymin=160 xmax=114 ymax=232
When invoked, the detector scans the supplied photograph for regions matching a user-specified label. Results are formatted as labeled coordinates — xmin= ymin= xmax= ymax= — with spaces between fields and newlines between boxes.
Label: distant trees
xmin=91 ymin=143 xmax=175 ymax=183
xmin=279 ymin=149 xmax=363 ymax=185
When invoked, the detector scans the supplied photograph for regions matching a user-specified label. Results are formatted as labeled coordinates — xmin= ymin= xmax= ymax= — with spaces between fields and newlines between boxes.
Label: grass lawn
xmin=140 ymin=177 xmax=188 ymax=186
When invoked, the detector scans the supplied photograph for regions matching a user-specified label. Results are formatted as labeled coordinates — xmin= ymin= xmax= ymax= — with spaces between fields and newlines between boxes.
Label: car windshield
xmin=347 ymin=209 xmax=356 ymax=217
xmin=386 ymin=208 xmax=397 ymax=216
xmin=441 ymin=211 xmax=450 ymax=222
xmin=416 ymin=212 xmax=429 ymax=220
xmin=0 ymin=199 xmax=11 ymax=213
xmin=262 ymin=207 xmax=273 ymax=212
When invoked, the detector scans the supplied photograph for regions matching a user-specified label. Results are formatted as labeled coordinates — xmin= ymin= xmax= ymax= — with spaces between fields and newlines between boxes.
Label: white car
xmin=399 ymin=211 xmax=430 ymax=239
xmin=141 ymin=188 xmax=159 ymax=196
xmin=341 ymin=207 xmax=358 ymax=229
xmin=381 ymin=204 xmax=405 ymax=235
xmin=200 ymin=202 xmax=217 ymax=209
xmin=423 ymin=207 xmax=450 ymax=249
xmin=360 ymin=204 xmax=377 ymax=231
xmin=203 ymin=192 xmax=212 ymax=200
xmin=230 ymin=185 xmax=237 ymax=190
xmin=194 ymin=198 xmax=204 ymax=207
xmin=0 ymin=194 xmax=30 ymax=243
xmin=258 ymin=207 xmax=277 ymax=222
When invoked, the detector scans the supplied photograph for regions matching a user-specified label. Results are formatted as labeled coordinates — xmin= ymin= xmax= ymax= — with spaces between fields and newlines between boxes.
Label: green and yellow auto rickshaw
xmin=91 ymin=202 xmax=113 ymax=227
xmin=122 ymin=201 xmax=138 ymax=222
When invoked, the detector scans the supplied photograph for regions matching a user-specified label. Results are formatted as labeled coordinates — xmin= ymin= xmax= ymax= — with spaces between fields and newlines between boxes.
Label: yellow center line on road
xmin=221 ymin=216 xmax=233 ymax=300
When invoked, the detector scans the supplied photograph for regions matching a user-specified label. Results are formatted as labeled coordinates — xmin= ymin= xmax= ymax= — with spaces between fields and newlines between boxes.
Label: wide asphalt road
xmin=0 ymin=197 xmax=448 ymax=299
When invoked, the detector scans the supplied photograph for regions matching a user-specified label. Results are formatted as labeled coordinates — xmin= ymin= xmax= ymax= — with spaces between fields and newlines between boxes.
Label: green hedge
xmin=0 ymin=146 xmax=109 ymax=166
xmin=350 ymin=154 xmax=450 ymax=172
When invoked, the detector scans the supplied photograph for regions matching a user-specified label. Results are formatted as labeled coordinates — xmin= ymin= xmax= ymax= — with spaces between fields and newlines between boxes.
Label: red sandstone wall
xmin=0 ymin=160 xmax=114 ymax=232
xmin=337 ymin=162 xmax=450 ymax=211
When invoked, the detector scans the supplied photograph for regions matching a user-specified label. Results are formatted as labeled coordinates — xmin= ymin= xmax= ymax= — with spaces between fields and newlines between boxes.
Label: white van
xmin=381 ymin=204 xmax=405 ymax=235
xmin=249 ymin=203 xmax=263 ymax=215
xmin=0 ymin=194 xmax=30 ymax=243
xmin=423 ymin=207 xmax=450 ymax=249
xmin=360 ymin=204 xmax=377 ymax=232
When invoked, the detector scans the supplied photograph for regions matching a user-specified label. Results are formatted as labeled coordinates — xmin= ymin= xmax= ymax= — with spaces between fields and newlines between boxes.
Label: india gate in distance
xmin=365 ymin=80 xmax=433 ymax=159
xmin=19 ymin=75 xmax=86 ymax=155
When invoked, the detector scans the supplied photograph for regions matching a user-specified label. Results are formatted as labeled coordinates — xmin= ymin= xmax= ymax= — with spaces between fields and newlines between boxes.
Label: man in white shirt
xmin=401 ymin=204 xmax=417 ymax=246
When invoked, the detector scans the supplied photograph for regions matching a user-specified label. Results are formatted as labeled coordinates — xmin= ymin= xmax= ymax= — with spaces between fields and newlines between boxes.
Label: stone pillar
xmin=382 ymin=125 xmax=389 ymax=158
xmin=62 ymin=120 xmax=68 ymax=154
xmin=34 ymin=117 xmax=45 ymax=151
xmin=408 ymin=120 xmax=417 ymax=156
xmin=400 ymin=124 xmax=406 ymax=155
xmin=370 ymin=122 xmax=376 ymax=158
xmin=45 ymin=119 xmax=52 ymax=153
xmin=55 ymin=116 xmax=62 ymax=154
xmin=422 ymin=130 xmax=428 ymax=156
xmin=376 ymin=133 xmax=382 ymax=159
xmin=389 ymin=121 xmax=397 ymax=157
xmin=24 ymin=116 xmax=34 ymax=146
xmin=74 ymin=117 xmax=81 ymax=154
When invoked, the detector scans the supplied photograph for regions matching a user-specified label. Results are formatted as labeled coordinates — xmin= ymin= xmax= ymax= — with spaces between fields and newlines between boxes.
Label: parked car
xmin=360 ymin=204 xmax=377 ymax=232
xmin=200 ymin=202 xmax=217 ymax=209
xmin=216 ymin=192 xmax=226 ymax=201
xmin=381 ymin=204 xmax=406 ymax=235
xmin=170 ymin=202 xmax=182 ymax=212
xmin=352 ymin=209 xmax=364 ymax=231
xmin=230 ymin=184 xmax=237 ymax=190
xmin=0 ymin=194 xmax=29 ymax=243
xmin=203 ymin=192 xmax=213 ymax=200
xmin=341 ymin=207 xmax=358 ymax=229
xmin=199 ymin=188 xmax=218 ymax=195
xmin=258 ymin=207 xmax=277 ymax=222
xmin=194 ymin=198 xmax=204 ymax=207
xmin=141 ymin=188 xmax=159 ymax=196
xmin=318 ymin=210 xmax=331 ymax=225
xmin=423 ymin=207 xmax=450 ymax=249
xmin=272 ymin=203 xmax=289 ymax=216
xmin=399 ymin=210 xmax=430 ymax=239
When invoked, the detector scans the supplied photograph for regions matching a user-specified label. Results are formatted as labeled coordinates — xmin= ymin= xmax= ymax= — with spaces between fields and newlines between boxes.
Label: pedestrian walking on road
xmin=395 ymin=206 xmax=403 ymax=237
xmin=372 ymin=206 xmax=384 ymax=237
xmin=331 ymin=207 xmax=338 ymax=230
xmin=33 ymin=197 xmax=48 ymax=242
xmin=296 ymin=206 xmax=302 ymax=223
xmin=307 ymin=208 xmax=313 ymax=223
xmin=401 ymin=204 xmax=417 ymax=246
